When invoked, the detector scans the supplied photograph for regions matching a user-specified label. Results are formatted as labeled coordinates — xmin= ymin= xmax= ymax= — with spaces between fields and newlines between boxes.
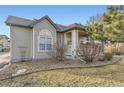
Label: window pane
xmin=39 ymin=37 xmax=45 ymax=50
xmin=40 ymin=44 xmax=45 ymax=50
xmin=40 ymin=37 xmax=45 ymax=44
xmin=47 ymin=38 xmax=52 ymax=44
xmin=46 ymin=44 xmax=52 ymax=50
xmin=39 ymin=36 xmax=52 ymax=51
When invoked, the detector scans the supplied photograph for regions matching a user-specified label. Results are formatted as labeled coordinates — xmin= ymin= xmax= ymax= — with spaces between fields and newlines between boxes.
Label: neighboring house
xmin=0 ymin=35 xmax=10 ymax=52
xmin=0 ymin=44 xmax=3 ymax=52
xmin=5 ymin=15 xmax=88 ymax=62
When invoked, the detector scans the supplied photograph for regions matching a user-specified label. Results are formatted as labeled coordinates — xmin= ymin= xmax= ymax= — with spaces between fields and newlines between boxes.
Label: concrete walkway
xmin=0 ymin=52 xmax=10 ymax=69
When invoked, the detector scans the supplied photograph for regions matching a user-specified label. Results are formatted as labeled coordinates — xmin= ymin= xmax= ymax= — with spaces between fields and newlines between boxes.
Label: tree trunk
xmin=98 ymin=40 xmax=105 ymax=61
xmin=101 ymin=40 xmax=104 ymax=54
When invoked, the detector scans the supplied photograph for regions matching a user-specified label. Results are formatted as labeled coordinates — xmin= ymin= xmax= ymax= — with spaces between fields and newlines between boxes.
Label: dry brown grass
xmin=0 ymin=58 xmax=124 ymax=87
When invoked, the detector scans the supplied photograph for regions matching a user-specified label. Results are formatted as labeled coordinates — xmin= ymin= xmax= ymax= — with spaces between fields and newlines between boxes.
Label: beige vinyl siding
xmin=33 ymin=19 xmax=57 ymax=59
xmin=10 ymin=26 xmax=33 ymax=62
xmin=56 ymin=33 xmax=64 ymax=45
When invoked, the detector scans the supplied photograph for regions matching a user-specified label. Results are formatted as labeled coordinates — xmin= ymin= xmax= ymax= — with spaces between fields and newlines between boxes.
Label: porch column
xmin=64 ymin=33 xmax=67 ymax=45
xmin=76 ymin=30 xmax=78 ymax=46
xmin=72 ymin=29 xmax=77 ymax=59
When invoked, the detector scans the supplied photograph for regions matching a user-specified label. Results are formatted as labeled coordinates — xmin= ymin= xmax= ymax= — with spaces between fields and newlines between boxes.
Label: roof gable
xmin=30 ymin=15 xmax=59 ymax=30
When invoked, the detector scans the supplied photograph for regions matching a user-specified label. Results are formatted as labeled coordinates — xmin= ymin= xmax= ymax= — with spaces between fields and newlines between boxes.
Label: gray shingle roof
xmin=5 ymin=16 xmax=35 ymax=27
xmin=5 ymin=15 xmax=86 ymax=32
xmin=55 ymin=24 xmax=68 ymax=31
xmin=0 ymin=35 xmax=9 ymax=40
xmin=60 ymin=23 xmax=86 ymax=32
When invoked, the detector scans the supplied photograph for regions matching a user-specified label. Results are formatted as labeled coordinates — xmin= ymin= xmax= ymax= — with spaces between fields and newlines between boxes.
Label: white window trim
xmin=38 ymin=35 xmax=53 ymax=53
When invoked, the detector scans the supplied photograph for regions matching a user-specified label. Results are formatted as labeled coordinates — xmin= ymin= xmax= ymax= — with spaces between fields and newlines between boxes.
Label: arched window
xmin=38 ymin=29 xmax=53 ymax=52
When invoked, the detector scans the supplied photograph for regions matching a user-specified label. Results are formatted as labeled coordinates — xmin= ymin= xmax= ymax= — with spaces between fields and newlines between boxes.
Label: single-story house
xmin=5 ymin=15 xmax=88 ymax=62
xmin=0 ymin=35 xmax=10 ymax=52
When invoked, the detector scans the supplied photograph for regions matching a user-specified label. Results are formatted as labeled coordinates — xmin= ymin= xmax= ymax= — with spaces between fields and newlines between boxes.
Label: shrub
xmin=76 ymin=42 xmax=101 ymax=63
xmin=49 ymin=44 xmax=67 ymax=62
xmin=104 ymin=46 xmax=113 ymax=54
xmin=104 ymin=52 xmax=112 ymax=60
xmin=104 ymin=45 xmax=113 ymax=60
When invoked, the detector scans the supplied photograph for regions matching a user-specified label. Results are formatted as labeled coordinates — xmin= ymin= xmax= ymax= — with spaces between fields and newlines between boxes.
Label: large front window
xmin=38 ymin=29 xmax=53 ymax=52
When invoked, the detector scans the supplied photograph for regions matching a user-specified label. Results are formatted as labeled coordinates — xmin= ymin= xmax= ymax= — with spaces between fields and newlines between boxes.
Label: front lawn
xmin=0 ymin=58 xmax=124 ymax=87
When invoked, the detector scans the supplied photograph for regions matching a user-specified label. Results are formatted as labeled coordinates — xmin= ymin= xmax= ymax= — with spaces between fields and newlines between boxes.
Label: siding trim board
xmin=33 ymin=28 xmax=35 ymax=59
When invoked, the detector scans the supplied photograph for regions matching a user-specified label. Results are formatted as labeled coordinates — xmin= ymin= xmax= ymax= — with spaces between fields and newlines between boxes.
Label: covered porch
xmin=64 ymin=29 xmax=88 ymax=59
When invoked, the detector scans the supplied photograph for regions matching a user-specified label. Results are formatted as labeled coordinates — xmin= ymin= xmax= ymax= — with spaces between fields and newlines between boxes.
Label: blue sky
xmin=0 ymin=5 xmax=108 ymax=37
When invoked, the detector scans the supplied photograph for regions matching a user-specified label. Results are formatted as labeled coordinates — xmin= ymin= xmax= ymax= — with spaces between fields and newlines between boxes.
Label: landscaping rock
xmin=0 ymin=62 xmax=9 ymax=69
xmin=12 ymin=69 xmax=27 ymax=76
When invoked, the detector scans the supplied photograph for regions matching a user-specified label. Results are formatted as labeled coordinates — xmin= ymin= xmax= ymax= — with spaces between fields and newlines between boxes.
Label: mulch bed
xmin=0 ymin=56 xmax=122 ymax=81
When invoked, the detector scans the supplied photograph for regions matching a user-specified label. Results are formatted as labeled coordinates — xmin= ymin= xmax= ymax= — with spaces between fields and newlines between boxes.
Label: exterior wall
xmin=56 ymin=32 xmax=64 ymax=45
xmin=33 ymin=19 xmax=57 ymax=59
xmin=10 ymin=26 xmax=33 ymax=62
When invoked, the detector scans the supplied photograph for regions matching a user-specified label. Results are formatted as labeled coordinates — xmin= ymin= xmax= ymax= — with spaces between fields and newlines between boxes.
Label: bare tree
xmin=76 ymin=42 xmax=101 ymax=63
xmin=49 ymin=43 xmax=67 ymax=62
